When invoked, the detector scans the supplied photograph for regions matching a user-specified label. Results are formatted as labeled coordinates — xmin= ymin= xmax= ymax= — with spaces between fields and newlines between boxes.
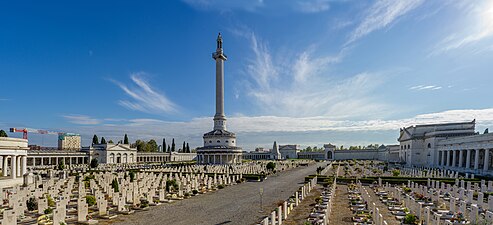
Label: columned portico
xmin=458 ymin=150 xmax=464 ymax=168
xmin=466 ymin=149 xmax=471 ymax=169
xmin=484 ymin=149 xmax=490 ymax=172
xmin=0 ymin=137 xmax=29 ymax=187
xmin=474 ymin=149 xmax=480 ymax=170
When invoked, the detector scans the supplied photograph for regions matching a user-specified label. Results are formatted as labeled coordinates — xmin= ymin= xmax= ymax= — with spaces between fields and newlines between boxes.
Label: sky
xmin=1 ymin=0 xmax=493 ymax=150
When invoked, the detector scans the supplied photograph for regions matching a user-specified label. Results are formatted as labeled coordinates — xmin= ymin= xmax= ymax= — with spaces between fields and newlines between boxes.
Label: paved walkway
xmin=106 ymin=162 xmax=326 ymax=225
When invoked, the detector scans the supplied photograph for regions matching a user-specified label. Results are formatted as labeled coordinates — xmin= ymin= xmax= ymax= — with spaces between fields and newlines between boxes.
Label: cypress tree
xmin=186 ymin=143 xmax=190 ymax=153
xmin=171 ymin=138 xmax=175 ymax=152
xmin=101 ymin=137 xmax=107 ymax=144
xmin=92 ymin=135 xmax=99 ymax=145
xmin=182 ymin=141 xmax=186 ymax=153
xmin=0 ymin=130 xmax=8 ymax=137
xmin=124 ymin=134 xmax=129 ymax=144
xmin=167 ymin=145 xmax=170 ymax=152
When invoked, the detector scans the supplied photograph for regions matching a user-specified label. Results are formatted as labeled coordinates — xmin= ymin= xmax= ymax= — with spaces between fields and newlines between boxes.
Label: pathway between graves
xmin=328 ymin=184 xmax=352 ymax=225
xmin=106 ymin=162 xmax=326 ymax=225
xmin=363 ymin=186 xmax=401 ymax=225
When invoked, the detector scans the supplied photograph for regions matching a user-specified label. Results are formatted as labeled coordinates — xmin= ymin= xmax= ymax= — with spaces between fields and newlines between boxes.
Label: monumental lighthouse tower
xmin=196 ymin=33 xmax=243 ymax=164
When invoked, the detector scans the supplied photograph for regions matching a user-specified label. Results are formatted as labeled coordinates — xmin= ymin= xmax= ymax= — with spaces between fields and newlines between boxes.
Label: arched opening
xmin=327 ymin=151 xmax=333 ymax=160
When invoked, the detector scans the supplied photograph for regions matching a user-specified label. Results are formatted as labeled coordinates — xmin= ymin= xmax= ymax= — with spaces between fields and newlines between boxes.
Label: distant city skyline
xmin=1 ymin=0 xmax=493 ymax=150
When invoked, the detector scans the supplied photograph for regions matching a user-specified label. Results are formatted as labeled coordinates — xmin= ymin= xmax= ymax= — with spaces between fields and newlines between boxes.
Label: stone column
xmin=16 ymin=155 xmax=21 ymax=177
xmin=447 ymin=150 xmax=451 ymax=167
xmin=484 ymin=149 xmax=490 ymax=172
xmin=2 ymin=156 xmax=8 ymax=176
xmin=474 ymin=149 xmax=480 ymax=170
xmin=452 ymin=150 xmax=457 ymax=168
xmin=466 ymin=149 xmax=472 ymax=169
xmin=10 ymin=155 xmax=16 ymax=179
xmin=22 ymin=156 xmax=27 ymax=175
xmin=459 ymin=150 xmax=464 ymax=168
xmin=442 ymin=151 xmax=446 ymax=167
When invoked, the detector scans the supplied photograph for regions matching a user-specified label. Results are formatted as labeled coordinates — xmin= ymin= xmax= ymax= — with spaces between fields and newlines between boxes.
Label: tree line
xmin=91 ymin=134 xmax=192 ymax=153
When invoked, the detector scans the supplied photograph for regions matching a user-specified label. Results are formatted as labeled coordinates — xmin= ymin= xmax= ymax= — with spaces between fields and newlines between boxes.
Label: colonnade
xmin=197 ymin=153 xmax=242 ymax=164
xmin=0 ymin=154 xmax=28 ymax=179
xmin=437 ymin=148 xmax=493 ymax=172
xmin=137 ymin=155 xmax=169 ymax=163
xmin=27 ymin=156 xmax=88 ymax=167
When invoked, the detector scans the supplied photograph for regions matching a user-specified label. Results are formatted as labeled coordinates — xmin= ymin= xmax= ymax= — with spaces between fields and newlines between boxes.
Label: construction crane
xmin=9 ymin=128 xmax=64 ymax=139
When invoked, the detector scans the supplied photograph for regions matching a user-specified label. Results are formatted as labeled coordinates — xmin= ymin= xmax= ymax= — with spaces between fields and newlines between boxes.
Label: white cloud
xmin=63 ymin=114 xmax=102 ymax=125
xmin=111 ymin=73 xmax=178 ymax=115
xmin=59 ymin=108 xmax=493 ymax=150
xmin=409 ymin=85 xmax=442 ymax=91
xmin=240 ymin=32 xmax=388 ymax=119
xmin=347 ymin=0 xmax=424 ymax=44
xmin=430 ymin=1 xmax=493 ymax=55
xmin=297 ymin=0 xmax=330 ymax=13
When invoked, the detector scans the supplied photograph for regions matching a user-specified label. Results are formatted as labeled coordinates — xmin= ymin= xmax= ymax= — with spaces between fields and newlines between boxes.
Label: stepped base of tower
xmin=196 ymin=146 xmax=243 ymax=164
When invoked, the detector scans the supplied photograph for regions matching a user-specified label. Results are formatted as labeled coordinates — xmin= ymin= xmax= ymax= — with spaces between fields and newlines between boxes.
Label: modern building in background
xmin=196 ymin=34 xmax=243 ymax=164
xmin=58 ymin=133 xmax=81 ymax=150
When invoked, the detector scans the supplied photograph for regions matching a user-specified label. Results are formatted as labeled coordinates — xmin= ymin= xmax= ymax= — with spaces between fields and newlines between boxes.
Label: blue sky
xmin=1 ymin=0 xmax=493 ymax=150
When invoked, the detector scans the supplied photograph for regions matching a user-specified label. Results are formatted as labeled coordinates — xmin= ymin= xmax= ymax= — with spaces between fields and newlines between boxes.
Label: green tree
xmin=108 ymin=140 xmax=114 ymax=144
xmin=101 ymin=137 xmax=107 ymax=144
xmin=171 ymin=138 xmax=176 ymax=152
xmin=90 ymin=158 xmax=98 ymax=168
xmin=182 ymin=141 xmax=186 ymax=153
xmin=186 ymin=143 xmax=190 ymax=153
xmin=266 ymin=162 xmax=276 ymax=171
xmin=85 ymin=195 xmax=96 ymax=206
xmin=135 ymin=140 xmax=146 ymax=152
xmin=124 ymin=134 xmax=129 ymax=144
xmin=146 ymin=139 xmax=158 ymax=152
xmin=0 ymin=130 xmax=8 ymax=137
xmin=92 ymin=135 xmax=99 ymax=145
xmin=167 ymin=145 xmax=171 ymax=152
xmin=26 ymin=197 xmax=37 ymax=211
xmin=129 ymin=171 xmax=136 ymax=182
xmin=111 ymin=178 xmax=119 ymax=192
xmin=57 ymin=160 xmax=65 ymax=170
xmin=340 ymin=145 xmax=344 ymax=150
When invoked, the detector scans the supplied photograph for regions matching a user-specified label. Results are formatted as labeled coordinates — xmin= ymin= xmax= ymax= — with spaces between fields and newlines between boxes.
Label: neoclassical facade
xmin=82 ymin=143 xmax=137 ymax=164
xmin=196 ymin=33 xmax=243 ymax=164
xmin=0 ymin=137 xmax=29 ymax=186
xmin=398 ymin=120 xmax=493 ymax=175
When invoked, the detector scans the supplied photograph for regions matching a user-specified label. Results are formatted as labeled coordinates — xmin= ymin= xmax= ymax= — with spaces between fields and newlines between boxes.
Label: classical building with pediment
xmin=82 ymin=143 xmax=137 ymax=164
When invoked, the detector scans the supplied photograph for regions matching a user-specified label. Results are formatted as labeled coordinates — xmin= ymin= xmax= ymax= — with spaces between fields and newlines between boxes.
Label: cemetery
xmin=0 ymin=160 xmax=311 ymax=225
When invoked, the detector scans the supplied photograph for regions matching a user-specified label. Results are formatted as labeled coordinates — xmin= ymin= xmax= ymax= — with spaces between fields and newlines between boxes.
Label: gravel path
xmin=106 ymin=162 xmax=326 ymax=225
xmin=362 ymin=186 xmax=401 ymax=225
xmin=328 ymin=185 xmax=353 ymax=225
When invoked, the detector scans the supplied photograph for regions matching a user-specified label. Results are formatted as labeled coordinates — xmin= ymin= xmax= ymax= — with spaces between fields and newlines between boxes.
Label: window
xmin=427 ymin=143 xmax=431 ymax=148
xmin=407 ymin=144 xmax=410 ymax=149
xmin=209 ymin=141 xmax=212 ymax=143
xmin=226 ymin=140 xmax=229 ymax=143
xmin=217 ymin=140 xmax=220 ymax=143
xmin=232 ymin=140 xmax=234 ymax=143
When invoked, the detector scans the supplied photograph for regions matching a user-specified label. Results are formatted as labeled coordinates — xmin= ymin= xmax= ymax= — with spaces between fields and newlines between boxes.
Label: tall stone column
xmin=447 ymin=150 xmax=451 ymax=167
xmin=22 ymin=156 xmax=27 ymax=175
xmin=466 ymin=149 xmax=471 ymax=169
xmin=2 ymin=156 xmax=8 ymax=176
xmin=212 ymin=33 xmax=227 ymax=131
xmin=458 ymin=150 xmax=464 ymax=168
xmin=16 ymin=156 xmax=21 ymax=177
xmin=10 ymin=155 xmax=16 ymax=179
xmin=484 ymin=149 xmax=490 ymax=172
xmin=474 ymin=149 xmax=480 ymax=170
xmin=442 ymin=151 xmax=446 ymax=167
xmin=452 ymin=150 xmax=457 ymax=168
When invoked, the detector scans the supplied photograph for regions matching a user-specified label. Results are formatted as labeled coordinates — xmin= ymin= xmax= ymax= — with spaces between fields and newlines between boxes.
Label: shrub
xmin=90 ymin=158 xmax=98 ymax=168
xmin=392 ymin=170 xmax=400 ymax=177
xmin=85 ymin=195 xmax=96 ymax=206
xmin=192 ymin=190 xmax=198 ymax=195
xmin=58 ymin=161 xmax=65 ymax=170
xmin=166 ymin=179 xmax=179 ymax=192
xmin=27 ymin=197 xmax=38 ymax=211
xmin=140 ymin=199 xmax=149 ymax=208
xmin=403 ymin=214 xmax=416 ymax=224
xmin=47 ymin=195 xmax=55 ymax=207
xmin=111 ymin=178 xmax=119 ymax=192
xmin=184 ymin=192 xmax=190 ymax=197
xmin=44 ymin=207 xmax=53 ymax=214
xmin=266 ymin=162 xmax=276 ymax=171
xmin=129 ymin=171 xmax=136 ymax=182
xmin=217 ymin=184 xmax=225 ymax=189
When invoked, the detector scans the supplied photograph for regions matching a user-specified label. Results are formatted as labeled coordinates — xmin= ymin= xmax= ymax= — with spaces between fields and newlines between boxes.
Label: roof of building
xmin=203 ymin=129 xmax=236 ymax=138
